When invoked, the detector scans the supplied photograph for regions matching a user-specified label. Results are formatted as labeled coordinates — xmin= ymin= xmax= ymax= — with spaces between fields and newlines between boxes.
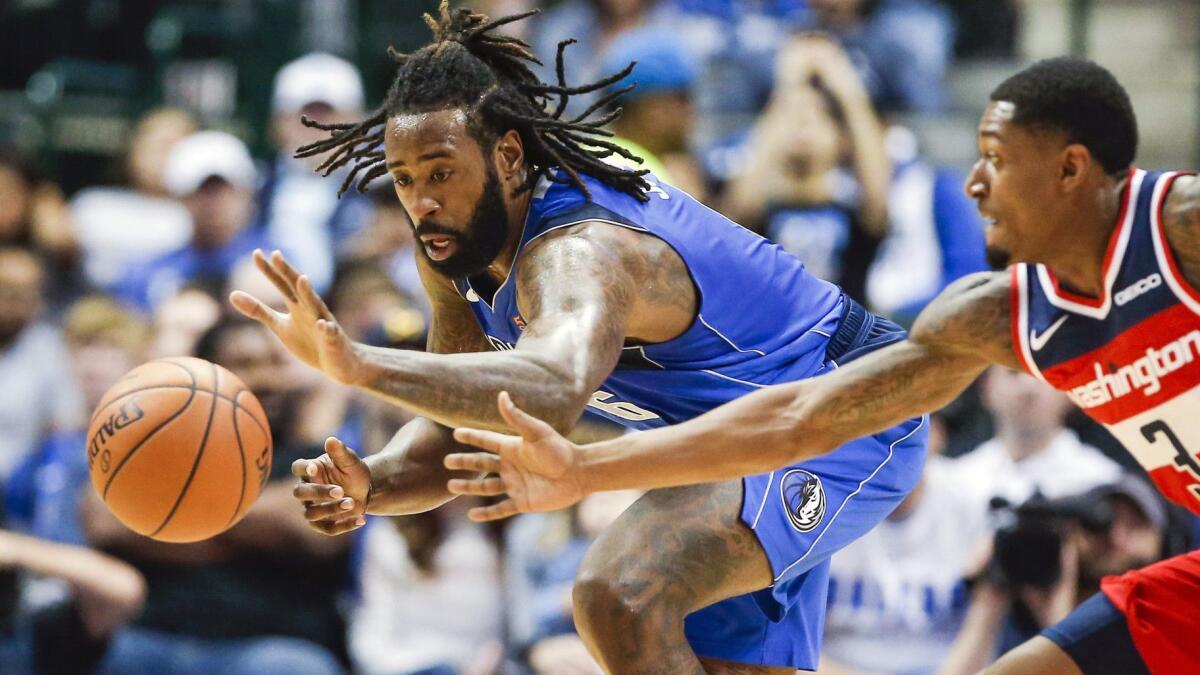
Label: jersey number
xmin=1141 ymin=420 xmax=1200 ymax=501
xmin=588 ymin=391 xmax=661 ymax=422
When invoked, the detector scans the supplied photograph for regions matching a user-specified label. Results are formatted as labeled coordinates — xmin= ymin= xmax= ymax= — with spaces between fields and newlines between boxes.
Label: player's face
xmin=965 ymin=102 xmax=1069 ymax=269
xmin=384 ymin=109 xmax=511 ymax=278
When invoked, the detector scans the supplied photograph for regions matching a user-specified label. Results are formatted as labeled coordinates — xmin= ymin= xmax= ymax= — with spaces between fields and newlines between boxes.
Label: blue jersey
xmin=451 ymin=171 xmax=845 ymax=429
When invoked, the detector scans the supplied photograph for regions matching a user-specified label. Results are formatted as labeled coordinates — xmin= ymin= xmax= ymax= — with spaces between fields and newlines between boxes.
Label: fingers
xmin=451 ymin=427 xmax=513 ymax=454
xmin=310 ymin=514 xmax=367 ymax=536
xmin=292 ymin=482 xmax=344 ymax=501
xmin=467 ymin=499 xmax=521 ymax=522
xmin=301 ymin=497 xmax=358 ymax=522
xmin=297 ymin=274 xmax=334 ymax=321
xmin=291 ymin=458 xmax=320 ymax=479
xmin=230 ymin=291 xmax=281 ymax=326
xmin=444 ymin=452 xmax=501 ymax=474
xmin=252 ymin=249 xmax=298 ymax=303
xmin=324 ymin=436 xmax=361 ymax=470
xmin=269 ymin=249 xmax=304 ymax=292
xmin=497 ymin=391 xmax=557 ymax=441
xmin=447 ymin=476 xmax=507 ymax=497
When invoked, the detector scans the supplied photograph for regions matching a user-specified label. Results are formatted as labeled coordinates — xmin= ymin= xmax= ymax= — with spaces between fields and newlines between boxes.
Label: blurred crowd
xmin=1 ymin=1 xmax=1196 ymax=674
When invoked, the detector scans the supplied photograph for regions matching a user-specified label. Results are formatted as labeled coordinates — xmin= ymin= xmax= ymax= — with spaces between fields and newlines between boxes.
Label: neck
xmin=1042 ymin=173 xmax=1129 ymax=297
xmin=482 ymin=186 xmax=534 ymax=285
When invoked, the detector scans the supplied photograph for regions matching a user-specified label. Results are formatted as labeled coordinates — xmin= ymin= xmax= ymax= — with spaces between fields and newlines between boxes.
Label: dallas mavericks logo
xmin=781 ymin=469 xmax=826 ymax=532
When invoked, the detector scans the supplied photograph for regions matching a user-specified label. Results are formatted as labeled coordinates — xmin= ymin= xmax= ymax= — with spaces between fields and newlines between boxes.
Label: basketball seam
xmin=101 ymin=361 xmax=199 ymax=500
xmin=226 ymin=389 xmax=251 ymax=529
xmin=92 ymin=357 xmax=203 ymax=420
xmin=149 ymin=361 xmax=221 ymax=538
xmin=92 ymin=384 xmax=269 ymax=436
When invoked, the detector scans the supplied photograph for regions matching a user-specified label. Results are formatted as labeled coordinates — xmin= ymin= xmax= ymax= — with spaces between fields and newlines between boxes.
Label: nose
xmin=410 ymin=193 xmax=441 ymax=221
xmin=964 ymin=161 xmax=987 ymax=199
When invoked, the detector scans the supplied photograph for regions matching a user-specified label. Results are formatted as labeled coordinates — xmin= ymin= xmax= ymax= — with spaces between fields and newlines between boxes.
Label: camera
xmin=987 ymin=492 xmax=1114 ymax=590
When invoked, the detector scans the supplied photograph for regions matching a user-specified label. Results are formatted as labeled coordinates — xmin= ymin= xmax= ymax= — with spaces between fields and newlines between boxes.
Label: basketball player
xmin=231 ymin=4 xmax=928 ymax=674
xmin=447 ymin=59 xmax=1200 ymax=673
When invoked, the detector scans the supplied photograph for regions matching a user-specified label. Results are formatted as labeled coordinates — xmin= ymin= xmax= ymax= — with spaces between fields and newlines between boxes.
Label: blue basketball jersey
xmin=450 ymin=171 xmax=845 ymax=429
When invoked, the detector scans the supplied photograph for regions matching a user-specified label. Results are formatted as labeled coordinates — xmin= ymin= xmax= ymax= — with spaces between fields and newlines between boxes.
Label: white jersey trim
xmin=1034 ymin=169 xmax=1145 ymax=320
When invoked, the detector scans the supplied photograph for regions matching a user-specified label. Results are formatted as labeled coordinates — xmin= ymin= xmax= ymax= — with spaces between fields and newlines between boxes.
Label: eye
xmin=431 ymin=170 xmax=451 ymax=183
xmin=393 ymin=174 xmax=412 ymax=188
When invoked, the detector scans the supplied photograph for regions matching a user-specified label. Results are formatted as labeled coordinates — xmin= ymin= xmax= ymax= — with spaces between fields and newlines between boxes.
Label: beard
xmin=985 ymin=246 xmax=1011 ymax=271
xmin=416 ymin=166 xmax=509 ymax=279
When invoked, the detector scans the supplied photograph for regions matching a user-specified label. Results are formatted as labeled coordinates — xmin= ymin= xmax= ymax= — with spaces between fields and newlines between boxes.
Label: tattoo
xmin=574 ymin=481 xmax=776 ymax=674
xmin=1162 ymin=175 xmax=1200 ymax=290
xmin=803 ymin=272 xmax=1013 ymax=445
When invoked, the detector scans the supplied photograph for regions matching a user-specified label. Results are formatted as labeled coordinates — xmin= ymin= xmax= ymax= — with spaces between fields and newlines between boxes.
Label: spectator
xmin=938 ymin=475 xmax=1173 ymax=675
xmin=257 ymin=53 xmax=373 ymax=294
xmin=865 ymin=125 xmax=988 ymax=323
xmin=0 ymin=502 xmax=145 ymax=675
xmin=340 ymin=188 xmax=428 ymax=314
xmin=0 ymin=247 xmax=84 ymax=482
xmin=145 ymin=286 xmax=222 ymax=360
xmin=719 ymin=36 xmax=889 ymax=298
xmin=805 ymin=0 xmax=955 ymax=114
xmin=349 ymin=498 xmax=505 ymax=675
xmin=4 ymin=296 xmax=149 ymax=546
xmin=116 ymin=131 xmax=273 ymax=313
xmin=599 ymin=28 xmax=707 ymax=199
xmin=85 ymin=318 xmax=353 ymax=675
xmin=70 ymin=108 xmax=196 ymax=290
xmin=0 ymin=146 xmax=85 ymax=310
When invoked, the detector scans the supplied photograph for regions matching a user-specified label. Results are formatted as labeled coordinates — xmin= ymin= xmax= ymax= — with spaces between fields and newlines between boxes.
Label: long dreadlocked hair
xmin=295 ymin=1 xmax=650 ymax=202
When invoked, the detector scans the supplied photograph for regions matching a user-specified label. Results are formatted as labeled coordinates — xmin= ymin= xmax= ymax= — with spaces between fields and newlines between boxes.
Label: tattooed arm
xmin=446 ymin=273 xmax=1018 ymax=518
xmin=1163 ymin=174 xmax=1200 ymax=289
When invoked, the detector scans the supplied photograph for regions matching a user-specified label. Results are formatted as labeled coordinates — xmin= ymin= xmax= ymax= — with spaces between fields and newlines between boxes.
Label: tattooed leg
xmin=571 ymin=480 xmax=787 ymax=674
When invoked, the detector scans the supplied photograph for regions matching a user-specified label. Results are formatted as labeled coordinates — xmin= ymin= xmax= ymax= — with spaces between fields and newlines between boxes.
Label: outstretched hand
xmin=445 ymin=391 xmax=588 ymax=522
xmin=291 ymin=437 xmax=372 ymax=536
xmin=230 ymin=249 xmax=363 ymax=385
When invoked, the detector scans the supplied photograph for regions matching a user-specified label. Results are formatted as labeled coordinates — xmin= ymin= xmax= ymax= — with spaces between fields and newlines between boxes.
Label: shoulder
xmin=516 ymin=221 xmax=651 ymax=292
xmin=910 ymin=271 xmax=1018 ymax=368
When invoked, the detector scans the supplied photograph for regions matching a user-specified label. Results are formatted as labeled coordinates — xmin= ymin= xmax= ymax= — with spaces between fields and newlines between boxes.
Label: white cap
xmin=163 ymin=131 xmax=257 ymax=196
xmin=272 ymin=52 xmax=364 ymax=114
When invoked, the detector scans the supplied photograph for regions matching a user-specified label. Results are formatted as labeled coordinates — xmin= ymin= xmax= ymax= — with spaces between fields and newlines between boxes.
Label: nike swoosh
xmin=1030 ymin=315 xmax=1069 ymax=351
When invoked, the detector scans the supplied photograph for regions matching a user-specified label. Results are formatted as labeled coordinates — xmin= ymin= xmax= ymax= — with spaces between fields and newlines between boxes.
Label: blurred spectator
xmin=0 ymin=507 xmax=145 ymax=675
xmin=506 ymin=490 xmax=642 ymax=674
xmin=70 ymin=109 xmax=196 ymax=291
xmin=938 ymin=475 xmax=1173 ymax=675
xmin=116 ymin=131 xmax=273 ymax=314
xmin=805 ymin=0 xmax=954 ymax=114
xmin=350 ymin=498 xmax=504 ymax=675
xmin=4 ymin=296 xmax=148 ymax=546
xmin=0 ymin=247 xmax=84 ymax=482
xmin=821 ymin=418 xmax=977 ymax=675
xmin=341 ymin=188 xmax=428 ymax=314
xmin=85 ymin=317 xmax=353 ymax=675
xmin=953 ymin=368 xmax=1123 ymax=511
xmin=943 ymin=0 xmax=1019 ymax=60
xmin=256 ymin=53 xmax=373 ymax=294
xmin=146 ymin=286 xmax=223 ymax=360
xmin=531 ymin=0 xmax=668 ymax=118
xmin=719 ymin=36 xmax=889 ymax=299
xmin=0 ymin=146 xmax=85 ymax=309
xmin=600 ymin=28 xmax=707 ymax=199
xmin=865 ymin=125 xmax=987 ymax=323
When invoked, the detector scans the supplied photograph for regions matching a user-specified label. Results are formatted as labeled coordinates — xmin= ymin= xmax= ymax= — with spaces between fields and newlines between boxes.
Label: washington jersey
xmin=450 ymin=171 xmax=845 ymax=430
xmin=1011 ymin=169 xmax=1200 ymax=514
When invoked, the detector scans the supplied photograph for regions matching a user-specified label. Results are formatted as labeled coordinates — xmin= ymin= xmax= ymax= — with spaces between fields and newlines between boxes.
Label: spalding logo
xmin=780 ymin=469 xmax=826 ymax=533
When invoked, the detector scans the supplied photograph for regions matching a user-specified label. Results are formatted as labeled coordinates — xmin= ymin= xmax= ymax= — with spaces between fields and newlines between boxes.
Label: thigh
xmin=218 ymin=637 xmax=346 ymax=675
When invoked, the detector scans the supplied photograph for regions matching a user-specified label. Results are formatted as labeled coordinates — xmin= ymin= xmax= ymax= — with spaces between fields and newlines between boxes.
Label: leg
xmin=571 ymin=480 xmax=778 ymax=675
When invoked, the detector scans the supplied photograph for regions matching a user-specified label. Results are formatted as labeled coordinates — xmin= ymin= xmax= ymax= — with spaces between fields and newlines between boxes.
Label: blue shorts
xmin=682 ymin=299 xmax=928 ymax=669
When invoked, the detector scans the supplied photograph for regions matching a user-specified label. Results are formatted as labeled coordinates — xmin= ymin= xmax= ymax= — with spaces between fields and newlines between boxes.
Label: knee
xmin=572 ymin=564 xmax=649 ymax=638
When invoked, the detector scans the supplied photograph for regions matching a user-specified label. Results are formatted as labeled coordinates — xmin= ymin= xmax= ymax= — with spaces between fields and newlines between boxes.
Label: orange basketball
xmin=86 ymin=356 xmax=273 ymax=543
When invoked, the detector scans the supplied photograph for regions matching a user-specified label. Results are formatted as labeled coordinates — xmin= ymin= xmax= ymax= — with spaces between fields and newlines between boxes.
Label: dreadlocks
xmin=295 ymin=1 xmax=650 ymax=202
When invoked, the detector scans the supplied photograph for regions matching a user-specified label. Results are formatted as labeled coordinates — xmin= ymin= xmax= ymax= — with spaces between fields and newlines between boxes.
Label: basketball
xmin=86 ymin=356 xmax=273 ymax=543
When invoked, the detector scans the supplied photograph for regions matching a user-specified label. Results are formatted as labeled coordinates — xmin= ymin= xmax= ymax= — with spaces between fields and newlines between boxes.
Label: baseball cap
xmin=272 ymin=52 xmax=365 ymax=114
xmin=1086 ymin=473 xmax=1168 ymax=530
xmin=601 ymin=29 xmax=698 ymax=102
xmin=162 ymin=131 xmax=257 ymax=196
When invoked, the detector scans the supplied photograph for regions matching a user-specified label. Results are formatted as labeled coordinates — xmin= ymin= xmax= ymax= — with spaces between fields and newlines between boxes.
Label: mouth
xmin=421 ymin=234 xmax=458 ymax=262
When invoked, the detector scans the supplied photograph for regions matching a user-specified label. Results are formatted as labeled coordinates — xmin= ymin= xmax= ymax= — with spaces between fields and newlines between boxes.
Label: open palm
xmin=230 ymin=249 xmax=363 ymax=385
xmin=445 ymin=392 xmax=588 ymax=521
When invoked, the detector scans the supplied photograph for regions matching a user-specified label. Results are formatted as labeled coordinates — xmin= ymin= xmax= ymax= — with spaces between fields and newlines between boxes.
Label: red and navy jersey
xmin=1010 ymin=168 xmax=1200 ymax=514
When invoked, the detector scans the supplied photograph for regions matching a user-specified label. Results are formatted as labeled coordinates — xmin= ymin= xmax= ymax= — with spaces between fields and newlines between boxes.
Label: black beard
xmin=417 ymin=167 xmax=509 ymax=279
xmin=985 ymin=246 xmax=1011 ymax=271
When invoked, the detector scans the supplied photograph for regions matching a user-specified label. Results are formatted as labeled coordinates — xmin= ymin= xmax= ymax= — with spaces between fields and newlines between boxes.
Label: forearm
xmin=353 ymin=344 xmax=583 ymax=432
xmin=842 ymin=98 xmax=890 ymax=236
xmin=364 ymin=416 xmax=485 ymax=515
xmin=4 ymin=533 xmax=145 ymax=617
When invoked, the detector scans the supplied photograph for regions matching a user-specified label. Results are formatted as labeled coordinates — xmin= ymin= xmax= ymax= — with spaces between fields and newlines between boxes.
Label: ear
xmin=1059 ymin=143 xmax=1093 ymax=191
xmin=493 ymin=129 xmax=525 ymax=179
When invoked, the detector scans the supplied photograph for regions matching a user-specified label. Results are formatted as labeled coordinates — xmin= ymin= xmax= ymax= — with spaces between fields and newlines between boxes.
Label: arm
xmin=447 ymin=272 xmax=1019 ymax=519
xmin=1163 ymin=174 xmax=1200 ymax=288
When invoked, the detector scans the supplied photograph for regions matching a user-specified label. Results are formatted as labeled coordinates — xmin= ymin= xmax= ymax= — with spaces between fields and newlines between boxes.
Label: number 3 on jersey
xmin=1142 ymin=420 xmax=1200 ymax=501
